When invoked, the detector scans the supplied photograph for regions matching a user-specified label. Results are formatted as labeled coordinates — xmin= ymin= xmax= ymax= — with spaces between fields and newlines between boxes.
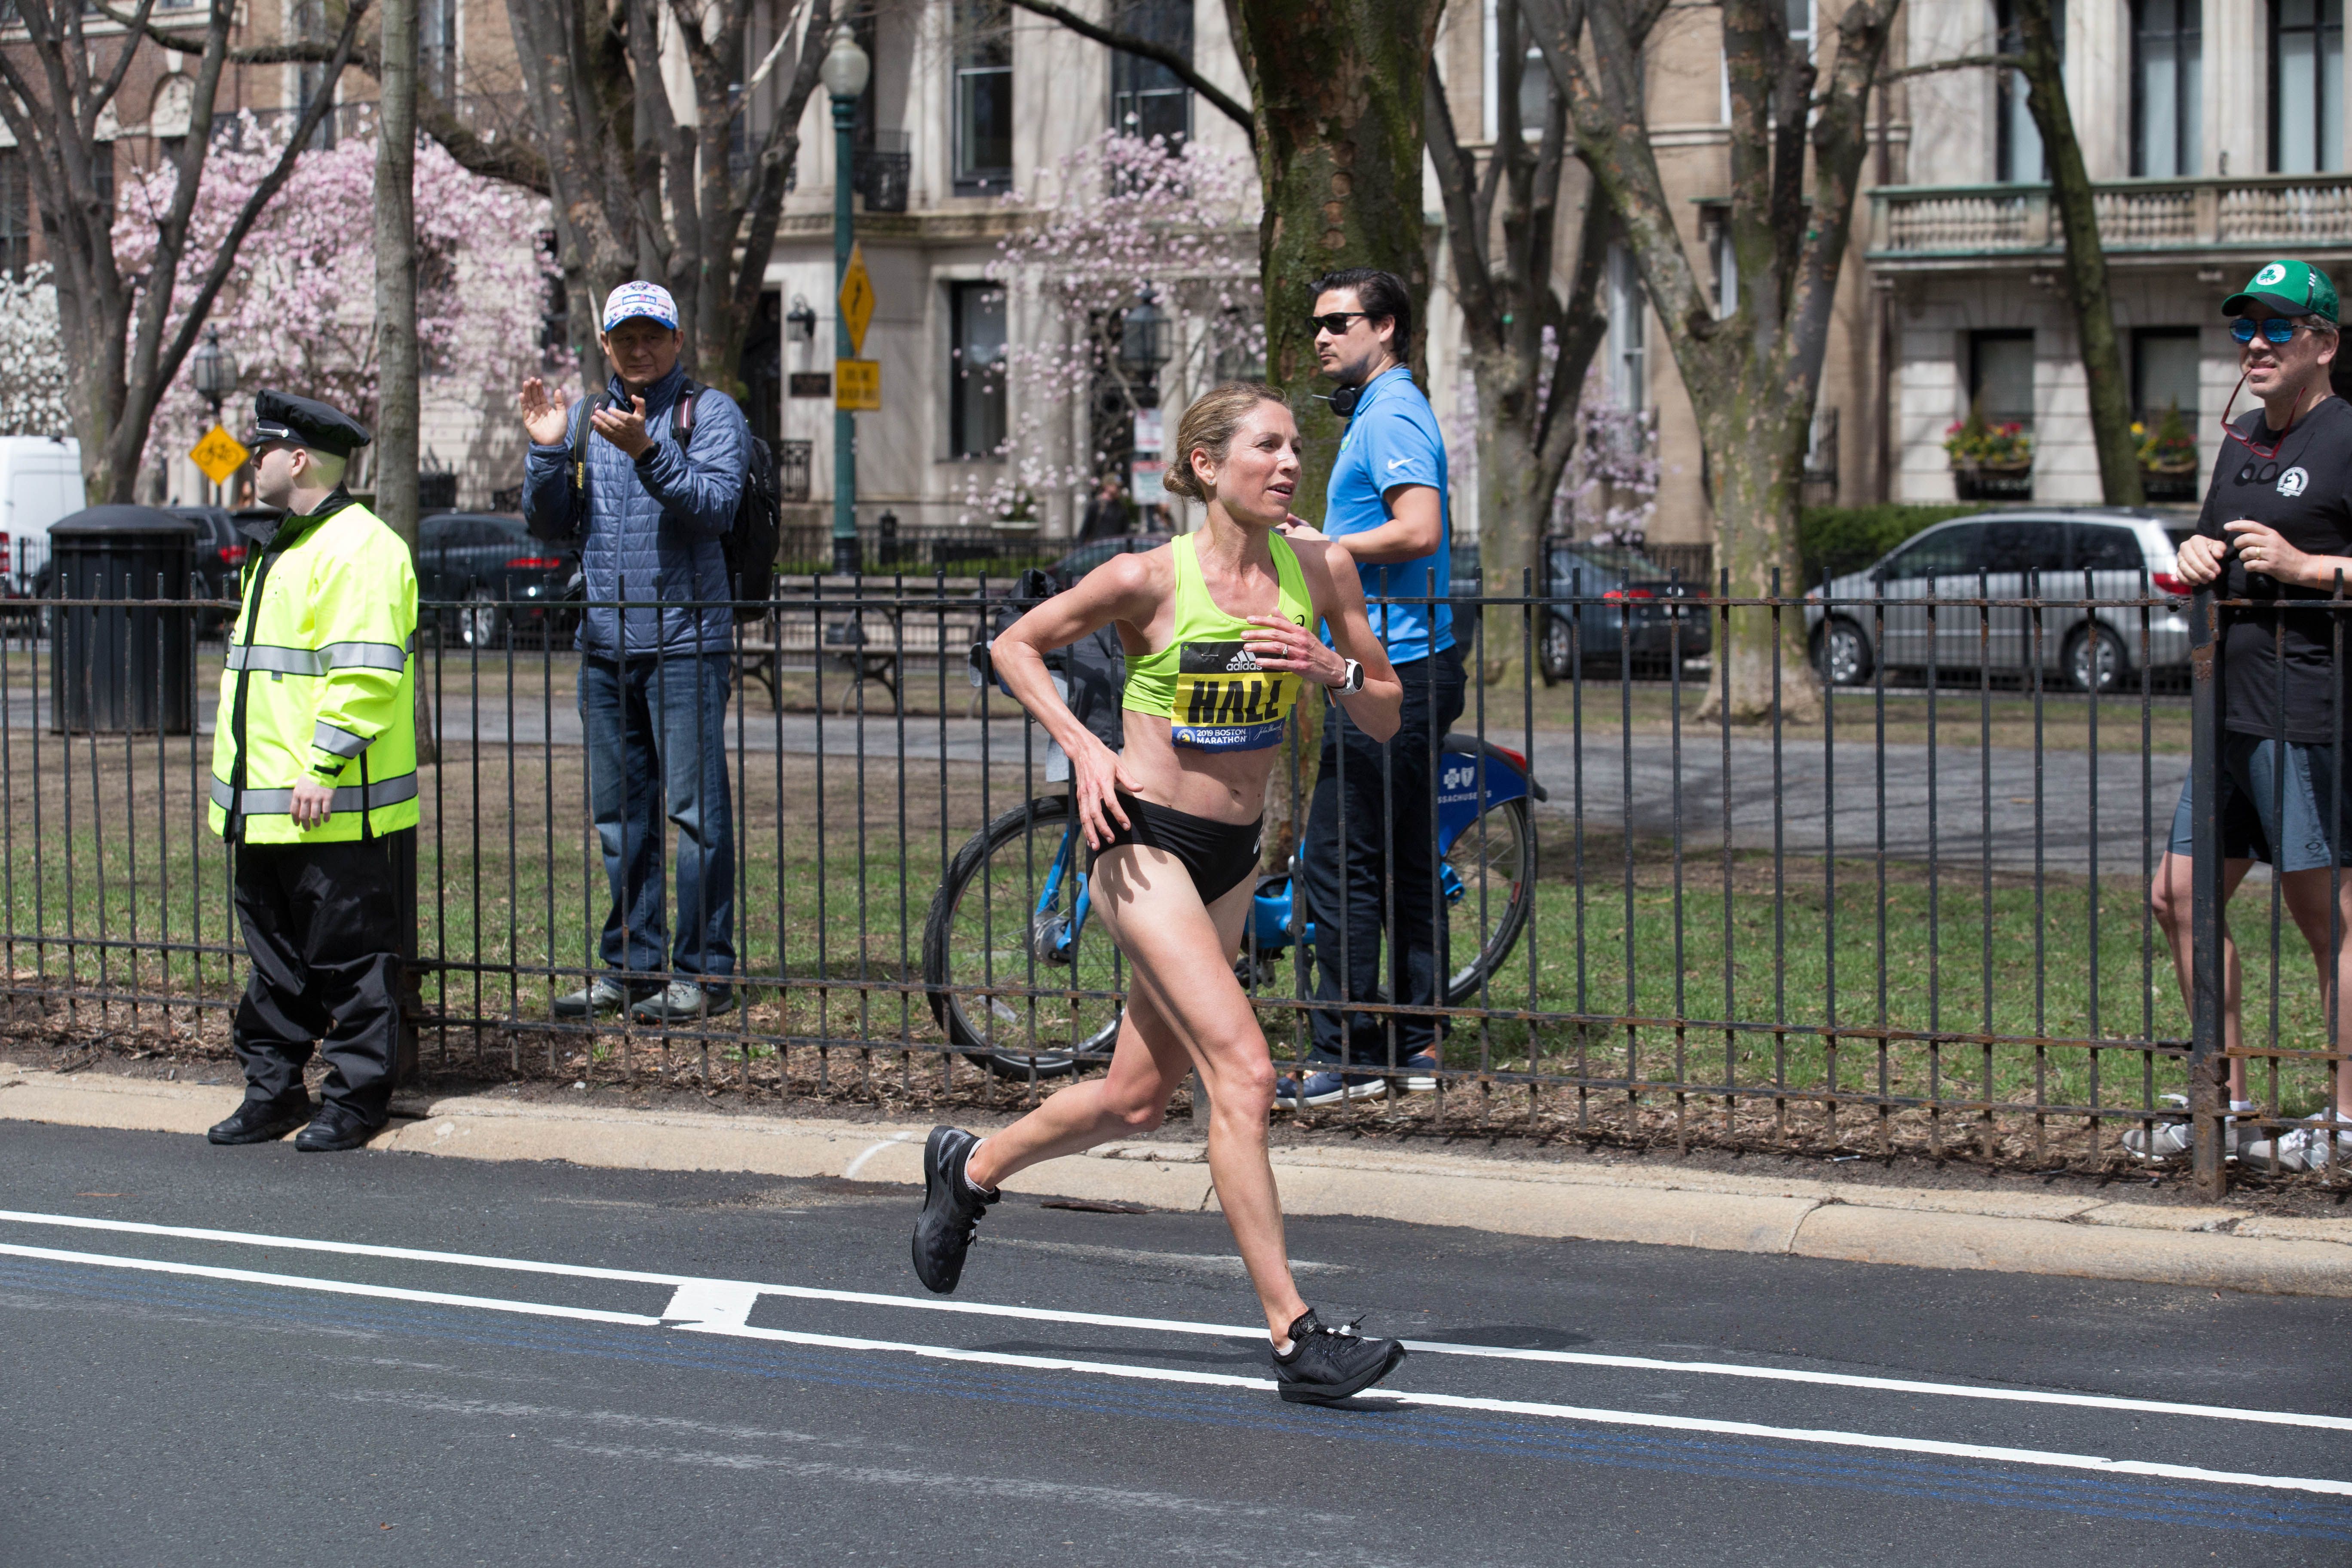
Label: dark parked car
xmin=1540 ymin=541 xmax=1711 ymax=681
xmin=418 ymin=511 xmax=577 ymax=649
xmin=167 ymin=505 xmax=282 ymax=634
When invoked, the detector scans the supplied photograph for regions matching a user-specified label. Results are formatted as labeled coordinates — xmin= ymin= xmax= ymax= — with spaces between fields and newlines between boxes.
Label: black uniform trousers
xmin=1298 ymin=644 xmax=1467 ymax=1066
xmin=231 ymin=829 xmax=408 ymax=1124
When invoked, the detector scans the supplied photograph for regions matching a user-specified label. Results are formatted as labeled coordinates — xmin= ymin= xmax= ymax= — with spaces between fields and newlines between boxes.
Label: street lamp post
xmin=190 ymin=325 xmax=236 ymax=504
xmin=821 ymin=24 xmax=870 ymax=579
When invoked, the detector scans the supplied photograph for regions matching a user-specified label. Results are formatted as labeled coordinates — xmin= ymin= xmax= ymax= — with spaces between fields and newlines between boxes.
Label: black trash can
xmin=49 ymin=505 xmax=199 ymax=735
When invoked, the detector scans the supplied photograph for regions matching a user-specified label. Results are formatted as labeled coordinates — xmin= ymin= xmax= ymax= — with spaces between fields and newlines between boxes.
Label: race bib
xmin=1171 ymin=641 xmax=1293 ymax=750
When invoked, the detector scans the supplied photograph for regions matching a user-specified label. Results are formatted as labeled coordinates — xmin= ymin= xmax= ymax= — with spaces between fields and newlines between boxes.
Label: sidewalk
xmin=6 ymin=1061 xmax=2348 ymax=1297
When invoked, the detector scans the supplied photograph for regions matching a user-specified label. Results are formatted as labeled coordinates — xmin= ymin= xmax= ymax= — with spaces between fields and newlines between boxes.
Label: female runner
xmin=910 ymin=383 xmax=1410 ymax=1405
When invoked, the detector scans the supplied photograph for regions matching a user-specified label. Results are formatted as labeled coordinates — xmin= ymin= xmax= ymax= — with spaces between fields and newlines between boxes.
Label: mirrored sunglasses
xmin=2230 ymin=317 xmax=2306 ymax=345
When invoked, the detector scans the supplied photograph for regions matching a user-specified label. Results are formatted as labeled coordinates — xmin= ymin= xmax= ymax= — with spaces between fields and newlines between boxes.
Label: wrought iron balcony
xmin=1867 ymin=172 xmax=2352 ymax=269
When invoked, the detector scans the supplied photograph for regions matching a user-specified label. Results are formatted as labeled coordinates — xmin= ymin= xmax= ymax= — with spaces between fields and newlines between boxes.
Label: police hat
xmin=242 ymin=389 xmax=373 ymax=457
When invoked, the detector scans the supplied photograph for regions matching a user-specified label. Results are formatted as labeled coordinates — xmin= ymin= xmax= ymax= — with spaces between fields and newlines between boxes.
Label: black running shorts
xmin=1099 ymin=792 xmax=1263 ymax=903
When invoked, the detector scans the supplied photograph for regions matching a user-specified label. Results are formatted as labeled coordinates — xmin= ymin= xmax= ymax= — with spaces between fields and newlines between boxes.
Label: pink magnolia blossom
xmin=114 ymin=115 xmax=565 ymax=472
xmin=959 ymin=131 xmax=1261 ymax=524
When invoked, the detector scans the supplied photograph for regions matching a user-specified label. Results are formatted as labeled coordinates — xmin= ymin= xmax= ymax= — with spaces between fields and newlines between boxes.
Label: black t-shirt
xmin=2200 ymin=395 xmax=2352 ymax=741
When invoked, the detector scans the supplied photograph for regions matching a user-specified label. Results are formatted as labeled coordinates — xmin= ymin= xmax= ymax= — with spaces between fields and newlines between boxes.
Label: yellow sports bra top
xmin=1123 ymin=532 xmax=1316 ymax=751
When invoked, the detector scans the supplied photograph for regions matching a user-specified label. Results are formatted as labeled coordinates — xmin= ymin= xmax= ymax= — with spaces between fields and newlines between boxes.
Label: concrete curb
xmin=7 ymin=1064 xmax=2350 ymax=1296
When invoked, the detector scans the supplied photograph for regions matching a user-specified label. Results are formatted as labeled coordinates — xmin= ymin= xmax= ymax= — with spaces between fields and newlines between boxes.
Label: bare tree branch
xmin=1005 ymin=0 xmax=1257 ymax=144
xmin=96 ymin=2 xmax=551 ymax=192
xmin=1883 ymin=51 xmax=2020 ymax=81
xmin=116 ymin=0 xmax=375 ymax=484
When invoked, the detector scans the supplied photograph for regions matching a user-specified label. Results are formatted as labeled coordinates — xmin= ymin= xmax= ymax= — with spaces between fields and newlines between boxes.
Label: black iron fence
xmin=3 ymin=568 xmax=2343 ymax=1192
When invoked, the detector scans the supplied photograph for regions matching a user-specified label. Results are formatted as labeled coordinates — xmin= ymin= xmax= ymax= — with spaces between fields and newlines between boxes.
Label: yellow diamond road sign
xmin=836 ymin=358 xmax=880 ymax=411
xmin=190 ymin=425 xmax=249 ymax=487
xmin=838 ymin=244 xmax=875 ymax=357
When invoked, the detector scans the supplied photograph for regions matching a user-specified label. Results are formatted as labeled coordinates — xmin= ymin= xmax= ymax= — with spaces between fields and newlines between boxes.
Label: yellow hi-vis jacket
xmin=208 ymin=492 xmax=420 ymax=844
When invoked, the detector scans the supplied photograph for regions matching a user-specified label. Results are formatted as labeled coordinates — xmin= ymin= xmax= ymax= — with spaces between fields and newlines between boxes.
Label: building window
xmin=1994 ymin=0 xmax=2061 ymax=182
xmin=1110 ymin=0 xmax=1192 ymax=147
xmin=0 ymin=152 xmax=26 ymax=278
xmin=1968 ymin=329 xmax=2036 ymax=430
xmin=2132 ymin=327 xmax=2200 ymax=425
xmin=293 ymin=0 xmax=338 ymax=150
xmin=1607 ymin=243 xmax=1645 ymax=411
xmin=949 ymin=281 xmax=1008 ymax=457
xmin=2131 ymin=0 xmax=2202 ymax=176
xmin=421 ymin=0 xmax=457 ymax=101
xmin=1485 ymin=0 xmax=1553 ymax=141
xmin=954 ymin=0 xmax=1014 ymax=196
xmin=2272 ymin=0 xmax=2344 ymax=173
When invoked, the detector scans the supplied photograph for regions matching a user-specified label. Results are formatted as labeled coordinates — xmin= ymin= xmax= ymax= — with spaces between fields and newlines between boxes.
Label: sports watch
xmin=1335 ymin=658 xmax=1364 ymax=695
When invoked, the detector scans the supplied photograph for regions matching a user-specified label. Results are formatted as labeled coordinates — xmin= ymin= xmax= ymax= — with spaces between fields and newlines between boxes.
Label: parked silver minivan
xmin=1804 ymin=508 xmax=2195 ymax=692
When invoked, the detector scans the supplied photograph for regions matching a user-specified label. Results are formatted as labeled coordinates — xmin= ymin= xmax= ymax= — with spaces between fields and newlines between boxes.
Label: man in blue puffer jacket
xmin=519 ymin=280 xmax=745 ymax=1023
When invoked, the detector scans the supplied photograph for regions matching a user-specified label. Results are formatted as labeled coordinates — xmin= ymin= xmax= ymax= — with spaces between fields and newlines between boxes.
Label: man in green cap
xmin=2147 ymin=259 xmax=2352 ymax=1172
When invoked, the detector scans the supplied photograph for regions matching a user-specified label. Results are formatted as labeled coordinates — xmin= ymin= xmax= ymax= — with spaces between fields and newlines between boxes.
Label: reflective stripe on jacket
xmin=207 ymin=493 xmax=420 ymax=844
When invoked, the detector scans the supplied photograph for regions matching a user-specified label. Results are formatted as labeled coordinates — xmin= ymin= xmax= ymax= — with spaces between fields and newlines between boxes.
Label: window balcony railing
xmin=1868 ymin=171 xmax=2352 ymax=265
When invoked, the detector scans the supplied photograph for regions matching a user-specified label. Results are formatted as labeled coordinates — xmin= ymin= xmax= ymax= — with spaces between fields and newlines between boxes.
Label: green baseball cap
xmin=2223 ymin=258 xmax=2340 ymax=322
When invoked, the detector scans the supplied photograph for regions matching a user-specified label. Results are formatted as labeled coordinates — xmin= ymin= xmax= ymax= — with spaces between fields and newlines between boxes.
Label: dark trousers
xmin=580 ymin=652 xmax=736 ymax=980
xmin=232 ymin=832 xmax=407 ymax=1123
xmin=1298 ymin=644 xmax=1467 ymax=1065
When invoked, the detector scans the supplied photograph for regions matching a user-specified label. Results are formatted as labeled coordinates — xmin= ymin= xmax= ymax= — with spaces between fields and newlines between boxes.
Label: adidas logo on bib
xmin=1224 ymin=648 xmax=1261 ymax=672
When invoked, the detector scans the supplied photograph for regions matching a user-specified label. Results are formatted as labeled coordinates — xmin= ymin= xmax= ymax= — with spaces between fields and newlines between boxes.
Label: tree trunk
xmin=1226 ymin=0 xmax=1446 ymax=521
xmin=1226 ymin=0 xmax=1447 ymax=870
xmin=374 ymin=0 xmax=434 ymax=763
xmin=2013 ymin=0 xmax=2142 ymax=506
xmin=1706 ymin=401 xmax=1819 ymax=720
xmin=1473 ymin=359 xmax=1553 ymax=682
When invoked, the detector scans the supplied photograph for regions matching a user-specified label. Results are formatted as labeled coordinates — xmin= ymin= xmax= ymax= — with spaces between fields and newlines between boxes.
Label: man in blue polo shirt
xmin=1279 ymin=267 xmax=1465 ymax=1106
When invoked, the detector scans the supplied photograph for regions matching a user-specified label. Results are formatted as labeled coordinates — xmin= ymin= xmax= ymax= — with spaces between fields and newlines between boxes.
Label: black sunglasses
xmin=1308 ymin=311 xmax=1371 ymax=335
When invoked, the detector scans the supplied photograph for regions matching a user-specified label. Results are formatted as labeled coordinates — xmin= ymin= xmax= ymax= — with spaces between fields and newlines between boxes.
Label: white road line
xmin=4 ymin=1208 xmax=2348 ymax=1436
xmin=7 ymin=1236 xmax=2349 ymax=1501
xmin=0 ymin=1242 xmax=662 ymax=1327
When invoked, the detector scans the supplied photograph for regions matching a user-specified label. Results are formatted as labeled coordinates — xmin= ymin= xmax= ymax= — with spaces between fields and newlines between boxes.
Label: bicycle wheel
xmin=920 ymin=795 xmax=1127 ymax=1080
xmin=1442 ymin=796 xmax=1537 ymax=1004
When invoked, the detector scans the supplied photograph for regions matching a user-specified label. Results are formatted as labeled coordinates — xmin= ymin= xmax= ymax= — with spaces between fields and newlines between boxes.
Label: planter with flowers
xmin=2135 ymin=402 xmax=2199 ymax=502
xmin=1945 ymin=397 xmax=2035 ymax=501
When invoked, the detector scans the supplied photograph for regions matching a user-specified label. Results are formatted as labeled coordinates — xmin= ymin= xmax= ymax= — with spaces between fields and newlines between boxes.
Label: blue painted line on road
xmin=5 ymin=1256 xmax=2347 ymax=1542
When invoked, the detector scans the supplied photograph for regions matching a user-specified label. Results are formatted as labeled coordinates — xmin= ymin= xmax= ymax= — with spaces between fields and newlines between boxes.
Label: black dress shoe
xmin=294 ymin=1104 xmax=380 ymax=1153
xmin=207 ymin=1091 xmax=313 ymax=1145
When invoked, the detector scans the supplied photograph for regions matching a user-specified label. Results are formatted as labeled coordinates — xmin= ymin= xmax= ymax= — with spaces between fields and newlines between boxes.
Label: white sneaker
xmin=2121 ymin=1096 xmax=2255 ymax=1162
xmin=2241 ymin=1115 xmax=2352 ymax=1173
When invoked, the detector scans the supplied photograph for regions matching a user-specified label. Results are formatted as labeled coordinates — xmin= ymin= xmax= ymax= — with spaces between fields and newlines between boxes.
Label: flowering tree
xmin=0 ymin=266 xmax=72 ymax=438
xmin=971 ymin=130 xmax=1262 ymax=526
xmin=114 ymin=118 xmax=560 ymax=473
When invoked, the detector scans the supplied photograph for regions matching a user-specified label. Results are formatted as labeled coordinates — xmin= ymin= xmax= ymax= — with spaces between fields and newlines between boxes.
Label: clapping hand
xmin=589 ymin=395 xmax=654 ymax=460
xmin=519 ymin=377 xmax=570 ymax=447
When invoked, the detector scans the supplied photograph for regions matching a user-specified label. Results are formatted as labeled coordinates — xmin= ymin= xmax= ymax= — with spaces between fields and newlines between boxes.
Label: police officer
xmin=203 ymin=391 xmax=420 ymax=1154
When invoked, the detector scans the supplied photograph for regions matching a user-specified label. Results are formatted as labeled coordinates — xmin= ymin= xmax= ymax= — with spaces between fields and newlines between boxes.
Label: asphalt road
xmin=3 ymin=1121 xmax=2346 ymax=1566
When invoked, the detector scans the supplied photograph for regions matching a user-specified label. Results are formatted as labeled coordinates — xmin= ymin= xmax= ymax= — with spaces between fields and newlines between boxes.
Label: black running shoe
xmin=1271 ymin=1309 xmax=1408 ymax=1405
xmin=911 ymin=1125 xmax=998 ymax=1293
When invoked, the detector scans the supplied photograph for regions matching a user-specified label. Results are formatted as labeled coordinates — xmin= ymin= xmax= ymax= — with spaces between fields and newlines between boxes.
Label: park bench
xmin=736 ymin=601 xmax=989 ymax=714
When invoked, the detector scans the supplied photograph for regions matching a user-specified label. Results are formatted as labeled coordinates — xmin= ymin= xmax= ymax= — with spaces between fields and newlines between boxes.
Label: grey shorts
xmin=2168 ymin=734 xmax=2352 ymax=873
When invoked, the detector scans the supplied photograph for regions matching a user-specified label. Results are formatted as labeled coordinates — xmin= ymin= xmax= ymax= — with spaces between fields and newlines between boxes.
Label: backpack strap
xmin=569 ymin=396 xmax=591 ymax=496
xmin=669 ymin=379 xmax=702 ymax=449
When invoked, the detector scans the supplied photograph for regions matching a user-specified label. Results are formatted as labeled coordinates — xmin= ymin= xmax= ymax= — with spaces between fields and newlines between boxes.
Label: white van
xmin=0 ymin=435 xmax=83 ymax=584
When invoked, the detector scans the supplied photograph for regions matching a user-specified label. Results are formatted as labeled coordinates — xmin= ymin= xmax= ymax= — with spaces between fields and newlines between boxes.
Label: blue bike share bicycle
xmin=919 ymin=726 xmax=1545 ymax=1081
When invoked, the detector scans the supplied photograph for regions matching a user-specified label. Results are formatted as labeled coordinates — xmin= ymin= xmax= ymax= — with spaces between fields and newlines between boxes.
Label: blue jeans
xmin=580 ymin=653 xmax=735 ymax=982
